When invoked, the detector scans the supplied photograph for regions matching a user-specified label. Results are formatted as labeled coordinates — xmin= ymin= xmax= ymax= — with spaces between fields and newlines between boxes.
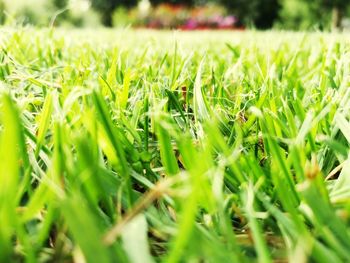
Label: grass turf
xmin=0 ymin=28 xmax=350 ymax=262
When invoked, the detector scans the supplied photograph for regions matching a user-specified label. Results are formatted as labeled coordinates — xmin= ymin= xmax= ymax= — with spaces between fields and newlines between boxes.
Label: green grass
xmin=1 ymin=27 xmax=350 ymax=262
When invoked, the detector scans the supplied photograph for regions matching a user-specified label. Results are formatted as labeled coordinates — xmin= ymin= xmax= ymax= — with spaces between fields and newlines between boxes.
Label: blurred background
xmin=0 ymin=0 xmax=349 ymax=31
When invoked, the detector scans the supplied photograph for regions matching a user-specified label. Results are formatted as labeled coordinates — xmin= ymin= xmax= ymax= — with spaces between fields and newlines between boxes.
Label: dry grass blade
xmin=103 ymin=178 xmax=176 ymax=245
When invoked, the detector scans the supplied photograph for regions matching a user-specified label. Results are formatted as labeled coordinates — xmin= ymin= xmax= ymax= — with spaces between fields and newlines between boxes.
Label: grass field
xmin=1 ymin=28 xmax=350 ymax=262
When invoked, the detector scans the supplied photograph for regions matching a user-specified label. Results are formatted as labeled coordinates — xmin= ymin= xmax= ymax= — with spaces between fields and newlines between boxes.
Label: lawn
xmin=0 ymin=28 xmax=350 ymax=262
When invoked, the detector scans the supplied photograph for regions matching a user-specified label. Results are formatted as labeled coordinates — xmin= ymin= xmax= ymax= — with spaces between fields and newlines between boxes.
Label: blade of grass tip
xmin=22 ymin=179 xmax=54 ymax=222
xmin=0 ymin=94 xmax=23 ymax=259
xmin=62 ymin=194 xmax=111 ymax=263
xmin=233 ymin=84 xmax=243 ymax=114
xmin=258 ymin=114 xmax=307 ymax=237
xmin=257 ymin=192 xmax=316 ymax=261
xmin=143 ymin=94 xmax=149 ymax=151
xmin=330 ymin=158 xmax=350 ymax=202
xmin=99 ymin=76 xmax=116 ymax=102
xmin=164 ymin=135 xmax=200 ymax=263
xmin=15 ymin=122 xmax=32 ymax=200
xmin=262 ymin=114 xmax=299 ymax=201
xmin=36 ymin=206 xmax=57 ymax=248
xmin=322 ymin=139 xmax=348 ymax=160
xmin=35 ymin=92 xmax=53 ymax=157
xmin=165 ymin=132 xmax=217 ymax=263
xmin=92 ymin=91 xmax=132 ymax=207
xmin=172 ymin=53 xmax=192 ymax=92
xmin=155 ymin=53 xmax=168 ymax=77
xmin=74 ymin=134 xmax=116 ymax=207
xmin=165 ymin=183 xmax=198 ymax=263
xmin=288 ymin=145 xmax=307 ymax=182
xmin=30 ymin=123 xmax=68 ymax=208
xmin=226 ymin=43 xmax=240 ymax=58
xmin=51 ymin=123 xmax=66 ymax=188
xmin=243 ymin=184 xmax=271 ymax=263
xmin=165 ymin=89 xmax=187 ymax=125
xmin=121 ymin=214 xmax=154 ymax=263
xmin=93 ymin=91 xmax=129 ymax=176
xmin=298 ymin=176 xmax=350 ymax=260
xmin=118 ymin=69 xmax=131 ymax=110
xmin=209 ymin=165 xmax=242 ymax=261
xmin=107 ymin=50 xmax=118 ymax=88
xmin=295 ymin=110 xmax=314 ymax=146
xmin=312 ymin=241 xmax=343 ymax=263
xmin=182 ymin=130 xmax=216 ymax=213
xmin=335 ymin=112 xmax=350 ymax=146
xmin=155 ymin=116 xmax=179 ymax=176
xmin=170 ymin=41 xmax=177 ymax=89
xmin=204 ymin=120 xmax=245 ymax=185
xmin=24 ymin=127 xmax=51 ymax=155
xmin=243 ymin=91 xmax=268 ymax=134
xmin=268 ymin=97 xmax=282 ymax=138
xmin=283 ymin=100 xmax=298 ymax=137
xmin=193 ymin=58 xmax=211 ymax=122
xmin=331 ymin=113 xmax=350 ymax=194
xmin=120 ymin=114 xmax=141 ymax=145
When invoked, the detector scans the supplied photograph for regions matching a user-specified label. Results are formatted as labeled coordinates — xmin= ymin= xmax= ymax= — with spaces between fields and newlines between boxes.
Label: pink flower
xmin=218 ymin=16 xmax=236 ymax=28
xmin=184 ymin=18 xmax=197 ymax=29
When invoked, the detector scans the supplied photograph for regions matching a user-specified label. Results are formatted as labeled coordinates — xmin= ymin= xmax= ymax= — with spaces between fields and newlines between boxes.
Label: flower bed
xmin=128 ymin=3 xmax=240 ymax=30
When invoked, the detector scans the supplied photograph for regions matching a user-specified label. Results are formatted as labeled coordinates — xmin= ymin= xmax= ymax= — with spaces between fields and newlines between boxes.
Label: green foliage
xmin=319 ymin=0 xmax=349 ymax=9
xmin=0 ymin=0 xmax=5 ymax=24
xmin=278 ymin=0 xmax=324 ymax=30
xmin=52 ymin=0 xmax=69 ymax=9
xmin=112 ymin=7 xmax=130 ymax=27
xmin=218 ymin=0 xmax=281 ymax=28
xmin=1 ymin=0 xmax=70 ymax=26
xmin=91 ymin=0 xmax=138 ymax=26
xmin=1 ymin=28 xmax=350 ymax=262
xmin=278 ymin=0 xmax=350 ymax=30
xmin=149 ymin=0 xmax=195 ymax=6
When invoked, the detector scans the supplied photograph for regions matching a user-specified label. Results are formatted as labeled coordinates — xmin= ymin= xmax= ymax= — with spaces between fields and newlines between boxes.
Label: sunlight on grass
xmin=0 ymin=28 xmax=350 ymax=262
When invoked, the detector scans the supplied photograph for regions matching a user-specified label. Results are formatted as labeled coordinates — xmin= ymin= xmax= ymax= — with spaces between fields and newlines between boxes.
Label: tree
xmin=0 ymin=0 xmax=5 ymax=25
xmin=149 ymin=0 xmax=195 ymax=5
xmin=304 ymin=0 xmax=349 ymax=30
xmin=278 ymin=0 xmax=319 ymax=30
xmin=318 ymin=0 xmax=349 ymax=29
xmin=90 ymin=0 xmax=138 ymax=27
xmin=220 ymin=0 xmax=281 ymax=29
xmin=282 ymin=0 xmax=350 ymax=30
xmin=53 ymin=0 xmax=69 ymax=9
